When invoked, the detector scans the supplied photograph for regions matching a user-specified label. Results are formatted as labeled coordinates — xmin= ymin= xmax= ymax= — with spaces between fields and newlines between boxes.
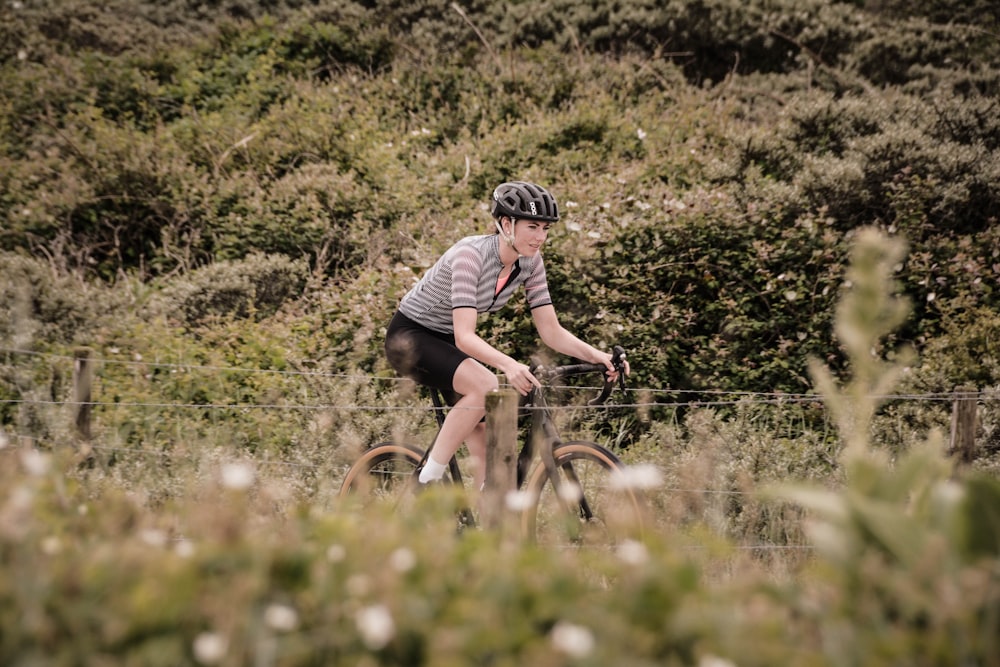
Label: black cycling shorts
xmin=385 ymin=310 xmax=469 ymax=406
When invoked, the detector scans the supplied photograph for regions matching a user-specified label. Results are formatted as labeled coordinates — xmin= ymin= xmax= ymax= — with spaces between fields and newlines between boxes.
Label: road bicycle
xmin=338 ymin=347 xmax=643 ymax=545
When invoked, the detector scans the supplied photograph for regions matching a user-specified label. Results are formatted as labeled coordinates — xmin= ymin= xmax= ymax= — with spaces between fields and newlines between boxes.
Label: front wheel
xmin=522 ymin=441 xmax=643 ymax=547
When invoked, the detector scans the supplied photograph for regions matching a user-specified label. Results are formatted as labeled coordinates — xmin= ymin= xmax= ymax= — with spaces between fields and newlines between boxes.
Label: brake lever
xmin=587 ymin=345 xmax=628 ymax=406
xmin=612 ymin=345 xmax=627 ymax=392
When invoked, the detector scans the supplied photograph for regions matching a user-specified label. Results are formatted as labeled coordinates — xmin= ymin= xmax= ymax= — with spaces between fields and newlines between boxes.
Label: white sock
xmin=418 ymin=457 xmax=448 ymax=484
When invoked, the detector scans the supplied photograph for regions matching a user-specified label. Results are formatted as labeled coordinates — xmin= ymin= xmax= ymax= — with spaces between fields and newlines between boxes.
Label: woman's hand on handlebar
xmin=502 ymin=359 xmax=542 ymax=396
xmin=596 ymin=347 xmax=629 ymax=383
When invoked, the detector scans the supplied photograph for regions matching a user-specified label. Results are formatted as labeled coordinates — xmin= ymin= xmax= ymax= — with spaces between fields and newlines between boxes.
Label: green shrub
xmin=0 ymin=253 xmax=99 ymax=345
xmin=154 ymin=252 xmax=307 ymax=324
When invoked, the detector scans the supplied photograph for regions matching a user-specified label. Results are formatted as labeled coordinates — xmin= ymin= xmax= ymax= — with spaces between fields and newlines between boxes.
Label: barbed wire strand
xmin=5 ymin=347 xmax=994 ymax=403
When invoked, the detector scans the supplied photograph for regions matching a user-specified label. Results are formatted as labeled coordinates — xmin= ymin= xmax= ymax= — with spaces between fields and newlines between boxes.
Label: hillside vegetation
xmin=3 ymin=0 xmax=999 ymax=396
xmin=2 ymin=1 xmax=1000 ymax=664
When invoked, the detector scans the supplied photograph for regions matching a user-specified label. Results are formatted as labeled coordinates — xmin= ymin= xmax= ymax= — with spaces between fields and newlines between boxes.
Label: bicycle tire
xmin=522 ymin=440 xmax=643 ymax=547
xmin=338 ymin=442 xmax=425 ymax=503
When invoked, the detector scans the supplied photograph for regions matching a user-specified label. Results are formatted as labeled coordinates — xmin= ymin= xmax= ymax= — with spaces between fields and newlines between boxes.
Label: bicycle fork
xmin=533 ymin=402 xmax=596 ymax=525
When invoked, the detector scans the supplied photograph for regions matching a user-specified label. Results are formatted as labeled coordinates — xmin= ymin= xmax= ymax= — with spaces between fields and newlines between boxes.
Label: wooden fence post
xmin=482 ymin=388 xmax=518 ymax=531
xmin=73 ymin=347 xmax=93 ymax=442
xmin=950 ymin=385 xmax=978 ymax=463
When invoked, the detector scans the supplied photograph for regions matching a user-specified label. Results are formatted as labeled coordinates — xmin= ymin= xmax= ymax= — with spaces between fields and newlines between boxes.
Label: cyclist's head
xmin=490 ymin=181 xmax=559 ymax=223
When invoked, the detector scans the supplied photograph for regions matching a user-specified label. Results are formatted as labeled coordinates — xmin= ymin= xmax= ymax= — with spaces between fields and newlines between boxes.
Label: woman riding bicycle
xmin=384 ymin=181 xmax=628 ymax=490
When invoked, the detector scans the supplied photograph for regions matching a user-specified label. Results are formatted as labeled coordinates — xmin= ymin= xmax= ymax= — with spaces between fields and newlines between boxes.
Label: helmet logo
xmin=529 ymin=202 xmax=537 ymax=215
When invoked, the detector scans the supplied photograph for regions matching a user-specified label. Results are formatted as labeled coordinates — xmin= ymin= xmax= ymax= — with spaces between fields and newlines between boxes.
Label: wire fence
xmin=3 ymin=346 xmax=996 ymax=454
xmin=3 ymin=344 xmax=995 ymax=467
xmin=4 ymin=346 xmax=997 ymax=554
xmin=4 ymin=346 xmax=991 ymax=411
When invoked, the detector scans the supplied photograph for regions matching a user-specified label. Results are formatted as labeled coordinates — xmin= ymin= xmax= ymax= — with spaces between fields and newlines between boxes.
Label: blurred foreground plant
xmin=777 ymin=228 xmax=1000 ymax=666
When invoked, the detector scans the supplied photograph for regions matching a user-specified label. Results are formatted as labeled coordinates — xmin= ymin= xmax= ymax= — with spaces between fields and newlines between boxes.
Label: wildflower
xmin=505 ymin=489 xmax=534 ymax=512
xmin=637 ymin=128 xmax=647 ymax=140
xmin=610 ymin=464 xmax=664 ymax=491
xmin=41 ymin=536 xmax=62 ymax=555
xmin=193 ymin=632 xmax=228 ymax=664
xmin=140 ymin=528 xmax=168 ymax=548
xmin=389 ymin=547 xmax=416 ymax=572
xmin=21 ymin=449 xmax=49 ymax=476
xmin=615 ymin=539 xmax=649 ymax=566
xmin=220 ymin=462 xmax=255 ymax=490
xmin=356 ymin=604 xmax=395 ymax=650
xmin=550 ymin=621 xmax=595 ymax=658
xmin=699 ymin=655 xmax=737 ymax=667
xmin=175 ymin=538 xmax=195 ymax=558
xmin=327 ymin=543 xmax=347 ymax=562
xmin=558 ymin=481 xmax=583 ymax=503
xmin=264 ymin=603 xmax=299 ymax=632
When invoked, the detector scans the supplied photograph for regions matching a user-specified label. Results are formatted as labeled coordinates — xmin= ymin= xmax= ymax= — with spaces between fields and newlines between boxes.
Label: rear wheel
xmin=522 ymin=440 xmax=643 ymax=547
xmin=338 ymin=442 xmax=424 ymax=506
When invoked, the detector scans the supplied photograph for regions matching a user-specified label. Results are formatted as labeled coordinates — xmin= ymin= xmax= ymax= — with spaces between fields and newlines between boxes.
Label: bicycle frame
xmin=421 ymin=345 xmax=627 ymax=503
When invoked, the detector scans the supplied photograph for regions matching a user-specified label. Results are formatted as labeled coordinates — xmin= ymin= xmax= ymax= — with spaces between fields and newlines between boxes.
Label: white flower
xmin=356 ymin=604 xmax=395 ymax=650
xmin=140 ymin=529 xmax=168 ymax=548
xmin=220 ymin=462 xmax=255 ymax=490
xmin=784 ymin=290 xmax=798 ymax=301
xmin=550 ymin=621 xmax=595 ymax=658
xmin=264 ymin=603 xmax=299 ymax=632
xmin=327 ymin=544 xmax=347 ymax=562
xmin=175 ymin=538 xmax=196 ymax=558
xmin=615 ymin=539 xmax=649 ymax=566
xmin=699 ymin=655 xmax=738 ymax=667
xmin=193 ymin=632 xmax=228 ymax=664
xmin=505 ymin=489 xmax=534 ymax=512
xmin=557 ymin=481 xmax=583 ymax=503
xmin=21 ymin=449 xmax=50 ymax=476
xmin=637 ymin=128 xmax=647 ymax=140
xmin=610 ymin=464 xmax=664 ymax=491
xmin=389 ymin=547 xmax=416 ymax=572
xmin=41 ymin=536 xmax=62 ymax=555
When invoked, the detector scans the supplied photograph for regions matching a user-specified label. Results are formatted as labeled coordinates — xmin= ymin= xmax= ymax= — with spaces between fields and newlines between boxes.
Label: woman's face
xmin=510 ymin=218 xmax=552 ymax=256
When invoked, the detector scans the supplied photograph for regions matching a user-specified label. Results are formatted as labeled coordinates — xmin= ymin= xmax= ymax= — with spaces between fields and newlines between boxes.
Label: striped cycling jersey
xmin=397 ymin=234 xmax=553 ymax=334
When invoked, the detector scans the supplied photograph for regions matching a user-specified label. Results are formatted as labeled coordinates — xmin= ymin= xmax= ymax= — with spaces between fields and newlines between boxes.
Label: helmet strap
xmin=494 ymin=217 xmax=524 ymax=257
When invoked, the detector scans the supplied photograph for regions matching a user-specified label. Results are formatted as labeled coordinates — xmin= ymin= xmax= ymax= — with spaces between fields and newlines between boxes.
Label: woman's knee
xmin=453 ymin=359 xmax=498 ymax=397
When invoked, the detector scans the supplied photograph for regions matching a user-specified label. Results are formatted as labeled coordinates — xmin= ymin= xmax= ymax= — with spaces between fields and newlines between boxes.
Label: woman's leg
xmin=464 ymin=422 xmax=487 ymax=489
xmin=422 ymin=358 xmax=497 ymax=482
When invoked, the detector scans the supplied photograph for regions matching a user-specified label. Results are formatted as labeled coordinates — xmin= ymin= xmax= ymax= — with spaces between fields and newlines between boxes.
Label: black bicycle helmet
xmin=490 ymin=181 xmax=559 ymax=222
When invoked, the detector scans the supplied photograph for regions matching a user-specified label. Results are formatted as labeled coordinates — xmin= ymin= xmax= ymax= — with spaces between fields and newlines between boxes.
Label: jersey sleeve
xmin=450 ymin=244 xmax=483 ymax=310
xmin=524 ymin=255 xmax=553 ymax=309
